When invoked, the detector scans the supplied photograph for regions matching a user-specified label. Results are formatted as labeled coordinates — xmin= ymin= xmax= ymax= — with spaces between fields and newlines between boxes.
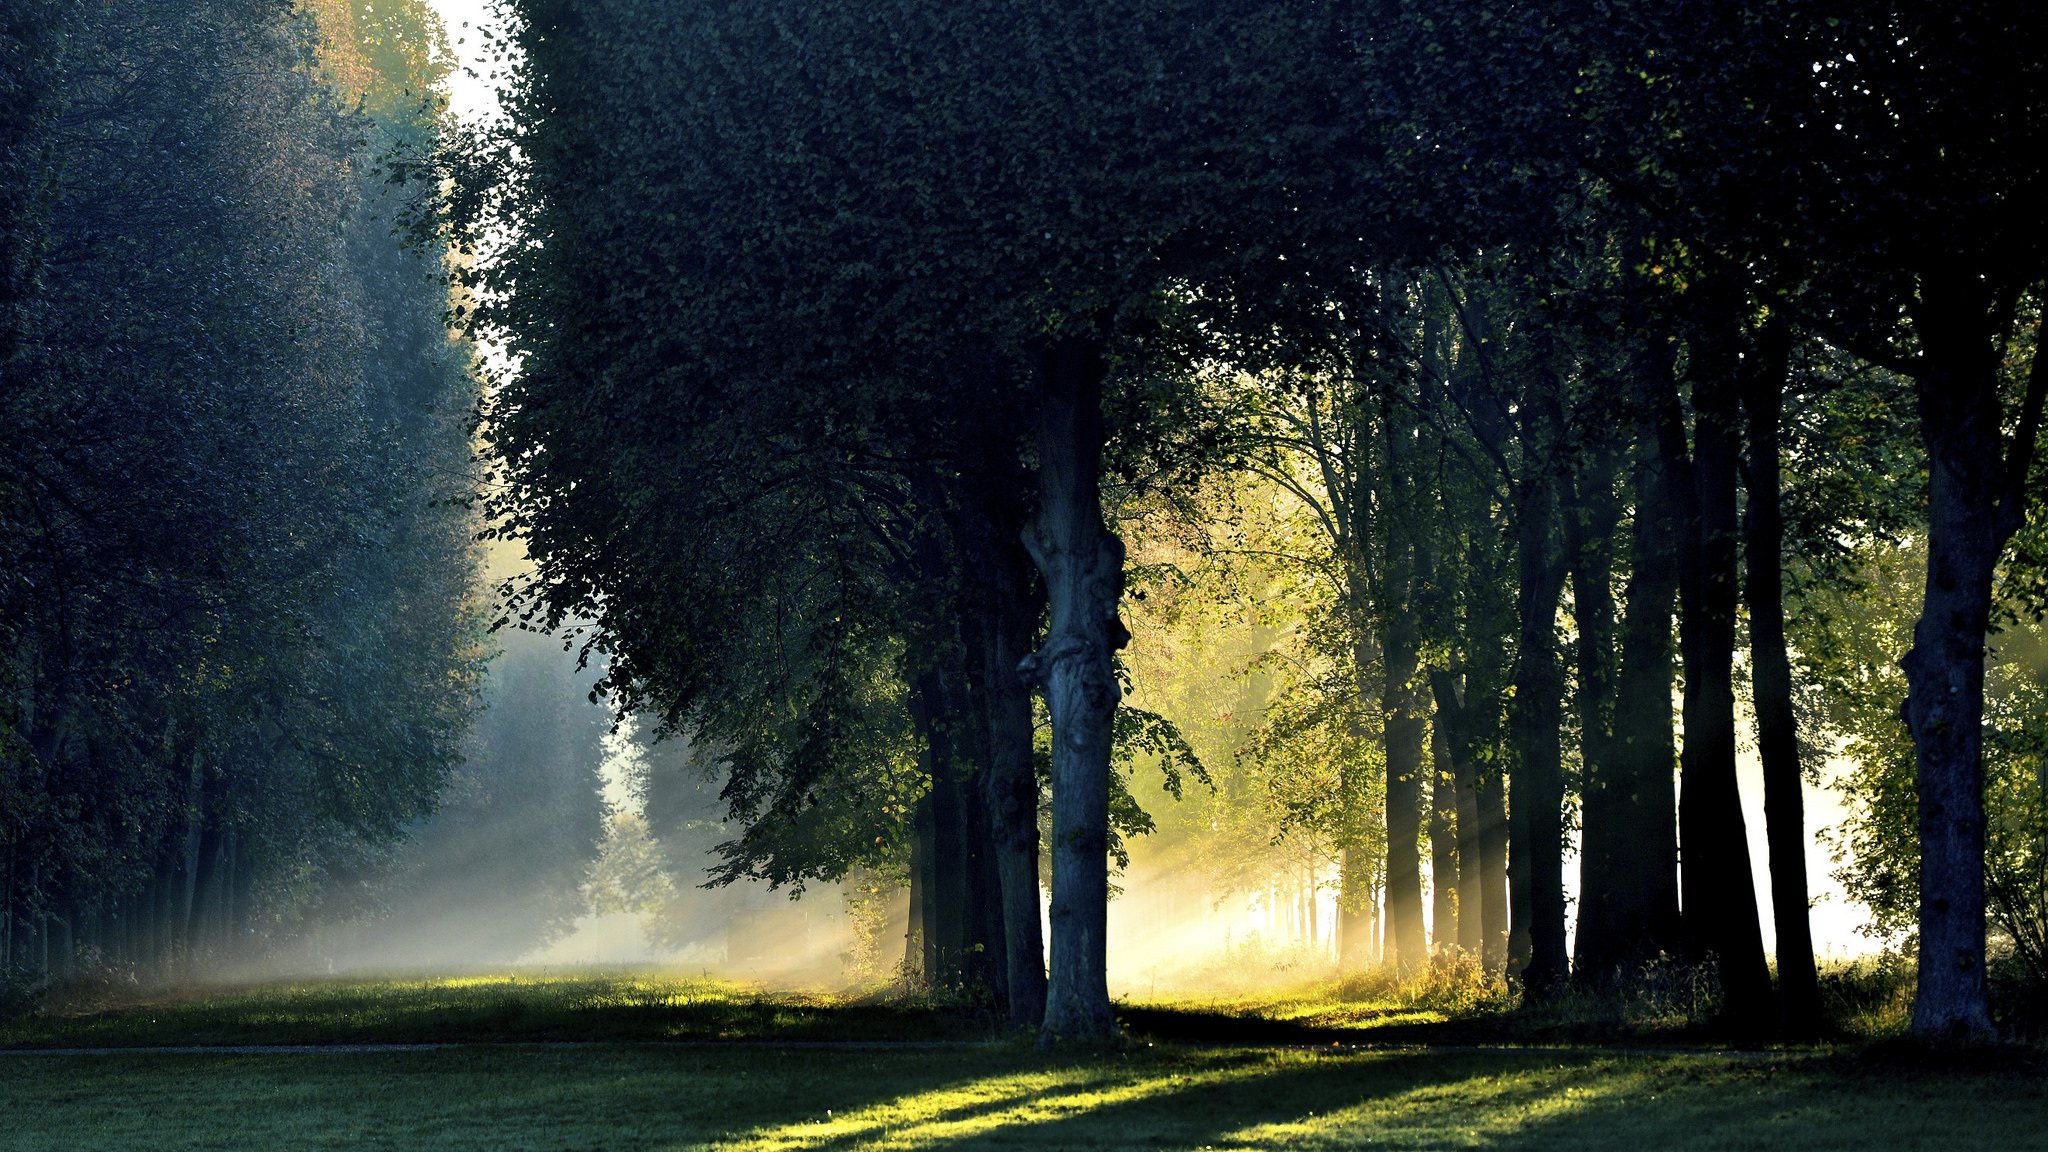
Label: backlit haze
xmin=399 ymin=0 xmax=1878 ymax=994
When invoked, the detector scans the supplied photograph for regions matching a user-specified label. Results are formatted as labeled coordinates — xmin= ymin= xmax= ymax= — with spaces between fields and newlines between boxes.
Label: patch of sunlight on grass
xmin=1132 ymin=988 xmax=1451 ymax=1031
xmin=1216 ymin=1058 xmax=1632 ymax=1150
xmin=710 ymin=1058 xmax=1277 ymax=1151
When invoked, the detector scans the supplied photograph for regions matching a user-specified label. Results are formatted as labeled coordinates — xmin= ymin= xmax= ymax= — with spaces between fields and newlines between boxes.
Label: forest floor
xmin=3 ymin=970 xmax=2042 ymax=1150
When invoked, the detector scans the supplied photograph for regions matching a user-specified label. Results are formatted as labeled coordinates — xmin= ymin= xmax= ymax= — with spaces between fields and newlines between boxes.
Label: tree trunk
xmin=1430 ymin=670 xmax=1487 ymax=960
xmin=1674 ymin=282 xmax=1774 ymax=1030
xmin=1337 ymin=846 xmax=1375 ymax=970
xmin=1468 ymin=571 xmax=1514 ymax=978
xmin=1020 ymin=337 xmax=1125 ymax=1045
xmin=1338 ymin=628 xmax=1384 ymax=973
xmin=1381 ymin=620 xmax=1427 ymax=970
xmin=1417 ymin=531 xmax=1459 ymax=954
xmin=1566 ymin=432 xmax=1625 ymax=980
xmin=905 ymin=799 xmax=930 ymax=980
xmin=179 ymin=749 xmax=204 ymax=952
xmin=1376 ymin=396 xmax=1428 ymax=972
xmin=1900 ymin=269 xmax=2041 ymax=1044
xmin=1604 ymin=349 xmax=1685 ymax=972
xmin=1429 ymin=712 xmax=1459 ymax=954
xmin=1509 ymin=389 xmax=1569 ymax=992
xmin=912 ymin=667 xmax=972 ymax=988
xmin=951 ymin=444 xmax=1050 ymax=1026
xmin=979 ymin=593 xmax=1048 ymax=1025
xmin=1740 ymin=313 xmax=1820 ymax=1037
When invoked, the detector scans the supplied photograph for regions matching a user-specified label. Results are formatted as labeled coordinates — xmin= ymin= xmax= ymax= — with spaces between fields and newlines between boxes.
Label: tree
xmin=2 ymin=0 xmax=482 ymax=978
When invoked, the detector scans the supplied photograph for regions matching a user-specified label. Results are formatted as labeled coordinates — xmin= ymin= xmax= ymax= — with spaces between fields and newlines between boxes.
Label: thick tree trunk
xmin=1020 ymin=337 xmax=1125 ymax=1045
xmin=1673 ymin=284 xmax=1774 ymax=1030
xmin=1740 ymin=314 xmax=1820 ymax=1037
xmin=1604 ymin=380 xmax=1684 ymax=971
xmin=1509 ymin=392 xmax=1569 ymax=992
xmin=1900 ymin=270 xmax=2041 ymax=1044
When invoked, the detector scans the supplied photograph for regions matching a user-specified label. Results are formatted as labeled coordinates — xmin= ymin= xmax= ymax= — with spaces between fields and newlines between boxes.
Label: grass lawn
xmin=0 ymin=970 xmax=988 ymax=1048
xmin=6 ymin=1043 xmax=2045 ymax=1150
xmin=4 ymin=971 xmax=2041 ymax=1150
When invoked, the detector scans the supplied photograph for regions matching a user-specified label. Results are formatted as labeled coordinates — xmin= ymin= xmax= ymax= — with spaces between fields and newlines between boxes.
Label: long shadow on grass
xmin=875 ymin=1048 xmax=1614 ymax=1151
xmin=884 ymin=1046 xmax=2048 ymax=1152
xmin=1494 ymin=1049 xmax=2048 ymax=1152
xmin=1116 ymin=1003 xmax=1722 ymax=1049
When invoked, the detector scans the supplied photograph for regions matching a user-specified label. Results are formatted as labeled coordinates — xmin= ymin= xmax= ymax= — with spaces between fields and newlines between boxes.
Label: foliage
xmin=1804 ymin=533 xmax=2048 ymax=985
xmin=0 ymin=0 xmax=484 ymax=976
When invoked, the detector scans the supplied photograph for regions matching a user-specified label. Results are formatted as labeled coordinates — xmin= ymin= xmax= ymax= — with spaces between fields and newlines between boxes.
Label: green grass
xmin=5 ymin=1043 xmax=2044 ymax=1150
xmin=3 ymin=970 xmax=2035 ymax=1149
xmin=0 ymin=970 xmax=990 ymax=1048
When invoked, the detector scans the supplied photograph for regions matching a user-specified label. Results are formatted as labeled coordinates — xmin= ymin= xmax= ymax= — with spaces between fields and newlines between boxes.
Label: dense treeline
xmin=447 ymin=0 xmax=2045 ymax=1047
xmin=1 ymin=0 xmax=483 ymax=980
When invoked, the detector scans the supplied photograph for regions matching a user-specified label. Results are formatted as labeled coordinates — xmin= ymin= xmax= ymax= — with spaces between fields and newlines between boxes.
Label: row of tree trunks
xmin=1429 ymin=281 xmax=1516 ymax=977
xmin=6 ymin=827 xmax=256 ymax=981
xmin=1579 ymin=337 xmax=1684 ymax=976
xmin=1429 ymin=664 xmax=1505 ymax=968
xmin=1670 ymin=277 xmax=1775 ymax=1028
xmin=1566 ymin=424 xmax=1626 ymax=979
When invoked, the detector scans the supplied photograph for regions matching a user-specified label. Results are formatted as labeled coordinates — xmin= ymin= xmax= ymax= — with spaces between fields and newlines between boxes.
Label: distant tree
xmin=1 ymin=0 xmax=482 ymax=977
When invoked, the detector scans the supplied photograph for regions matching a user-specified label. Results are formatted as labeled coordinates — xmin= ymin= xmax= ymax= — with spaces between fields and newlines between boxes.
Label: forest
xmin=3 ymin=0 xmax=2047 ymax=1136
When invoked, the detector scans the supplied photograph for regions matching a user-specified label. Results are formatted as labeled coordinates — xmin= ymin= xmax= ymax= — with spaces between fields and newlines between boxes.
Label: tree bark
xmin=1428 ymin=712 xmax=1459 ymax=953
xmin=948 ymin=420 xmax=1050 ymax=1026
xmin=1380 ymin=615 xmax=1428 ymax=970
xmin=978 ymin=591 xmax=1048 ymax=1026
xmin=1673 ymin=281 xmax=1773 ymax=1030
xmin=1338 ymin=628 xmax=1384 ymax=972
xmin=1376 ymin=395 xmax=1429 ymax=971
xmin=1430 ymin=671 xmax=1482 ymax=958
xmin=1740 ymin=312 xmax=1821 ymax=1037
xmin=905 ymin=794 xmax=931 ymax=980
xmin=1900 ymin=268 xmax=2042 ymax=1044
xmin=912 ymin=667 xmax=972 ymax=988
xmin=1603 ymin=348 xmax=1685 ymax=972
xmin=1566 ymin=432 xmax=1625 ymax=979
xmin=1509 ymin=388 xmax=1569 ymax=992
xmin=1020 ymin=337 xmax=1125 ymax=1045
